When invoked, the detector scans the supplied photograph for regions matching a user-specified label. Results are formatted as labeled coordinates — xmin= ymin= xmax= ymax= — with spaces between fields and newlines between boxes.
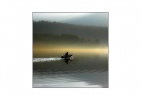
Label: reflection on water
xmin=33 ymin=71 xmax=108 ymax=88
xmin=33 ymin=54 xmax=108 ymax=88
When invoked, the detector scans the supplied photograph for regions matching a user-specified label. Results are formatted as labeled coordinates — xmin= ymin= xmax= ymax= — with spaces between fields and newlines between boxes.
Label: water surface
xmin=33 ymin=54 xmax=108 ymax=88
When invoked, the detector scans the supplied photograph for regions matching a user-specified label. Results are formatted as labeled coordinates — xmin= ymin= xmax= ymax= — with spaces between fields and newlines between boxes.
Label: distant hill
xmin=33 ymin=21 xmax=108 ymax=45
xmin=33 ymin=33 xmax=102 ymax=48
xmin=62 ymin=13 xmax=108 ymax=27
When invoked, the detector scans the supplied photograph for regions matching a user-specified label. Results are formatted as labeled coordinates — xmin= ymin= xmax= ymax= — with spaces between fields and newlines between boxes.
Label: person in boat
xmin=65 ymin=52 xmax=68 ymax=57
xmin=61 ymin=52 xmax=72 ymax=59
xmin=61 ymin=52 xmax=73 ymax=64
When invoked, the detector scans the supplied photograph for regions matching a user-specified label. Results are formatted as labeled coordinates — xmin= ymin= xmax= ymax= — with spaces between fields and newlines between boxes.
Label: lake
xmin=33 ymin=54 xmax=108 ymax=88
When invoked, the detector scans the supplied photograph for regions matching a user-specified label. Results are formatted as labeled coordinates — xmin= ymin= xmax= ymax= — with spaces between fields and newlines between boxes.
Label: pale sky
xmin=33 ymin=13 xmax=90 ymax=21
xmin=33 ymin=13 xmax=108 ymax=26
xmin=33 ymin=13 xmax=107 ymax=21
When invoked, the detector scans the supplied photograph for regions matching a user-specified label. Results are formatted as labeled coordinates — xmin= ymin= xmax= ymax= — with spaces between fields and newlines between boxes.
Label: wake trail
xmin=33 ymin=58 xmax=62 ymax=62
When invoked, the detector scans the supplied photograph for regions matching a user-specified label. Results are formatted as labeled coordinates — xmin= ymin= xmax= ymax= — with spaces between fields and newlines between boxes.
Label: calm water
xmin=33 ymin=54 xmax=108 ymax=88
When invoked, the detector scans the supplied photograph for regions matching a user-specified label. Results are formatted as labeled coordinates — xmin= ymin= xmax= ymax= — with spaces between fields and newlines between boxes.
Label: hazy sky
xmin=33 ymin=13 xmax=108 ymax=26
xmin=33 ymin=13 xmax=89 ymax=21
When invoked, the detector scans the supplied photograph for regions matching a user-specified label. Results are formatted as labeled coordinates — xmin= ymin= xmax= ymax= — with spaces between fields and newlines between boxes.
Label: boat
xmin=61 ymin=52 xmax=73 ymax=64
